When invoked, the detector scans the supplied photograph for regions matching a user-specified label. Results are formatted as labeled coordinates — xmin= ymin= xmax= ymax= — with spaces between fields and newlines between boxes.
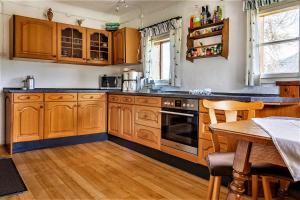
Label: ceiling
xmin=57 ymin=0 xmax=177 ymax=16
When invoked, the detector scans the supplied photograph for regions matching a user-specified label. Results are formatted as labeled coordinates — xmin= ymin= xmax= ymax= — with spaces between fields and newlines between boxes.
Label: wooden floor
xmin=4 ymin=141 xmax=228 ymax=200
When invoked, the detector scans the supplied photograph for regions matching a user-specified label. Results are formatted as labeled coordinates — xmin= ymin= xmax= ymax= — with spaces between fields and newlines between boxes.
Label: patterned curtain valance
xmin=243 ymin=0 xmax=280 ymax=10
xmin=141 ymin=17 xmax=182 ymax=37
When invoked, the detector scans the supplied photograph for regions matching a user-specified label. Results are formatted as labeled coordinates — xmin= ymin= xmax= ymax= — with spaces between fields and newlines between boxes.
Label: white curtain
xmin=245 ymin=9 xmax=260 ymax=86
xmin=169 ymin=18 xmax=182 ymax=87
xmin=141 ymin=17 xmax=182 ymax=87
xmin=141 ymin=34 xmax=152 ymax=81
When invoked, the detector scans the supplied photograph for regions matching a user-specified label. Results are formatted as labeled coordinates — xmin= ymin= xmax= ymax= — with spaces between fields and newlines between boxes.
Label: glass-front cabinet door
xmin=87 ymin=29 xmax=112 ymax=65
xmin=57 ymin=23 xmax=86 ymax=63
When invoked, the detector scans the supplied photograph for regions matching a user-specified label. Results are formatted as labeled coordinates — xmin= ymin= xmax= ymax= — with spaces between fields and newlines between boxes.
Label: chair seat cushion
xmin=207 ymin=152 xmax=293 ymax=180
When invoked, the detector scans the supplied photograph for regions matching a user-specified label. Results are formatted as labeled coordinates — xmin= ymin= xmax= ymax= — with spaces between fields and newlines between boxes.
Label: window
xmin=259 ymin=6 xmax=300 ymax=78
xmin=151 ymin=35 xmax=171 ymax=82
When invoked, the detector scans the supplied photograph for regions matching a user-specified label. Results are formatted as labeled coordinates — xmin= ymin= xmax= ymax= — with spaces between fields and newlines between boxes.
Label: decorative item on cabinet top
xmin=10 ymin=15 xmax=140 ymax=66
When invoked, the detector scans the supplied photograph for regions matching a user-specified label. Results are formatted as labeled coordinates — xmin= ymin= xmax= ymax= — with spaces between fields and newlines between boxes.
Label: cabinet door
xmin=78 ymin=101 xmax=106 ymax=135
xmin=13 ymin=103 xmax=44 ymax=142
xmin=14 ymin=15 xmax=56 ymax=60
xmin=113 ymin=28 xmax=125 ymax=64
xmin=125 ymin=28 xmax=141 ymax=64
xmin=44 ymin=102 xmax=77 ymax=139
xmin=108 ymin=103 xmax=121 ymax=136
xmin=121 ymin=104 xmax=134 ymax=140
xmin=57 ymin=23 xmax=86 ymax=63
xmin=87 ymin=29 xmax=112 ymax=65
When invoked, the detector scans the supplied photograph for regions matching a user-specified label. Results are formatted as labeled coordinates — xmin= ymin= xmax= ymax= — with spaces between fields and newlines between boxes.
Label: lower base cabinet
xmin=44 ymin=102 xmax=78 ymax=139
xmin=13 ymin=102 xmax=44 ymax=142
xmin=134 ymin=124 xmax=160 ymax=150
xmin=78 ymin=101 xmax=106 ymax=135
xmin=108 ymin=103 xmax=122 ymax=137
xmin=121 ymin=104 xmax=134 ymax=140
xmin=108 ymin=103 xmax=135 ymax=140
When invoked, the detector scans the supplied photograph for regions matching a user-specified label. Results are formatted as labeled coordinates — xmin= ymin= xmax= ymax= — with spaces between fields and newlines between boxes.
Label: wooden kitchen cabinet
xmin=44 ymin=102 xmax=78 ymax=139
xmin=121 ymin=104 xmax=134 ymax=140
xmin=78 ymin=101 xmax=106 ymax=135
xmin=87 ymin=29 xmax=112 ymax=65
xmin=113 ymin=28 xmax=141 ymax=65
xmin=11 ymin=15 xmax=57 ymax=60
xmin=57 ymin=23 xmax=87 ymax=63
xmin=13 ymin=102 xmax=44 ymax=142
xmin=108 ymin=103 xmax=122 ymax=136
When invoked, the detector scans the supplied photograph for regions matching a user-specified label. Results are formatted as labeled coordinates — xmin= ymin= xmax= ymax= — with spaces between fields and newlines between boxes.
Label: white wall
xmin=121 ymin=1 xmax=279 ymax=94
xmin=0 ymin=1 xmax=140 ymax=144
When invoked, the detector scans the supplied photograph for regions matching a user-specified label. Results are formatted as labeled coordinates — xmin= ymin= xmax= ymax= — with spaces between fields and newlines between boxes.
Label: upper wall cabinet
xmin=11 ymin=15 xmax=57 ymax=60
xmin=113 ymin=28 xmax=141 ymax=65
xmin=87 ymin=29 xmax=112 ymax=65
xmin=57 ymin=23 xmax=87 ymax=64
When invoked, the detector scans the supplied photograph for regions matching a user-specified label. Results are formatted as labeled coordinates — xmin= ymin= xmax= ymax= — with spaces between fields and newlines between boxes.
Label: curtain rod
xmin=139 ymin=16 xmax=182 ymax=31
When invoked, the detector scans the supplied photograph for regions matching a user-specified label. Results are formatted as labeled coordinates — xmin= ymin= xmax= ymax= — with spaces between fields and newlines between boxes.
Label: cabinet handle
xmin=26 ymin=96 xmax=30 ymax=99
xmin=40 ymin=105 xmax=44 ymax=109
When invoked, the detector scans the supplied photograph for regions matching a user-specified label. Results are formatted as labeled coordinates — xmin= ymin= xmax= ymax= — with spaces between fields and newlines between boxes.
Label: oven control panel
xmin=162 ymin=98 xmax=198 ymax=111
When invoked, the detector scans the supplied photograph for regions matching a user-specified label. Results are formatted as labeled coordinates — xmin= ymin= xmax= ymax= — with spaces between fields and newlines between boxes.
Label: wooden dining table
xmin=209 ymin=119 xmax=288 ymax=200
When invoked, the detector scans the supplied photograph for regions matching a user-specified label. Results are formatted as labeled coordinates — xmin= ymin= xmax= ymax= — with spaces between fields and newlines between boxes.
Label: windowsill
xmin=260 ymin=73 xmax=300 ymax=84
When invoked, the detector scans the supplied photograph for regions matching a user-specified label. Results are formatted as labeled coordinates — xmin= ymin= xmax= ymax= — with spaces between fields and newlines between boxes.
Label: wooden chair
xmin=202 ymin=100 xmax=266 ymax=200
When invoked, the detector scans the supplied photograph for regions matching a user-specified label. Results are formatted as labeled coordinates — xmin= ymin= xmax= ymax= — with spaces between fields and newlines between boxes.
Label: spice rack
xmin=186 ymin=18 xmax=229 ymax=62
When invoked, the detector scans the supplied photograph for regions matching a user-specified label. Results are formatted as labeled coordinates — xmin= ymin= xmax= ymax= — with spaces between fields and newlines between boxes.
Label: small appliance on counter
xmin=22 ymin=75 xmax=35 ymax=90
xmin=122 ymin=69 xmax=143 ymax=92
xmin=99 ymin=75 xmax=122 ymax=90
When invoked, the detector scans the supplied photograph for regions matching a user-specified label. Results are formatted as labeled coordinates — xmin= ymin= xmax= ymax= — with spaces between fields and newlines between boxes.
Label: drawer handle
xmin=40 ymin=105 xmax=44 ymax=109
xmin=26 ymin=96 xmax=30 ymax=99
xmin=90 ymin=96 xmax=94 ymax=99
xmin=59 ymin=96 xmax=63 ymax=99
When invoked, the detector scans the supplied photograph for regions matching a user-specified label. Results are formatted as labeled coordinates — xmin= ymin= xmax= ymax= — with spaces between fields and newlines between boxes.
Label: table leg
xmin=227 ymin=140 xmax=252 ymax=200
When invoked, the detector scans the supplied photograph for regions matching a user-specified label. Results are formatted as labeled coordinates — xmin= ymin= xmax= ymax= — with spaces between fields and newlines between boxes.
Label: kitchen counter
xmin=3 ymin=88 xmax=300 ymax=104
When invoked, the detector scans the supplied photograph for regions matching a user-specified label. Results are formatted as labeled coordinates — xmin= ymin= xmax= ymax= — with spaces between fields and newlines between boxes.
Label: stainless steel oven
xmin=161 ymin=98 xmax=199 ymax=155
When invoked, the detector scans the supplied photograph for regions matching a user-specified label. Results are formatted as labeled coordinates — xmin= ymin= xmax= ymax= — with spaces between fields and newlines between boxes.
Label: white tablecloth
xmin=252 ymin=117 xmax=300 ymax=181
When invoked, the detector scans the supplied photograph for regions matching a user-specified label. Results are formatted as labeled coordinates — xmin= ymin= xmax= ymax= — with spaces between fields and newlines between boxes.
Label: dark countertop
xmin=3 ymin=88 xmax=118 ymax=93
xmin=3 ymin=88 xmax=300 ymax=103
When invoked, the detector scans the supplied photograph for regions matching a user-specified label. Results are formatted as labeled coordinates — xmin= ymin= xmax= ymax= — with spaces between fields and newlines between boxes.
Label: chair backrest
xmin=202 ymin=100 xmax=264 ymax=152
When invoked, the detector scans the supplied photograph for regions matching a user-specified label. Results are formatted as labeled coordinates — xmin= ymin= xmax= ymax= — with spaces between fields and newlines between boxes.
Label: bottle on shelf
xmin=201 ymin=6 xmax=206 ymax=25
xmin=192 ymin=5 xmax=201 ymax=28
xmin=206 ymin=5 xmax=213 ymax=24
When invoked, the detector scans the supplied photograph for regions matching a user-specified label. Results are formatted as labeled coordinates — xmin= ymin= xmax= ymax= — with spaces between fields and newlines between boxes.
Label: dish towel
xmin=252 ymin=117 xmax=300 ymax=181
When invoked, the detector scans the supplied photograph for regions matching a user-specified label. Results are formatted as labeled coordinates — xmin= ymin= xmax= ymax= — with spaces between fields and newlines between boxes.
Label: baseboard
xmin=13 ymin=133 xmax=108 ymax=153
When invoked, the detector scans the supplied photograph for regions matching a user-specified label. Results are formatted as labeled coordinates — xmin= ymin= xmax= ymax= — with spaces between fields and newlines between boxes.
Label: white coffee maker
xmin=122 ymin=69 xmax=143 ymax=92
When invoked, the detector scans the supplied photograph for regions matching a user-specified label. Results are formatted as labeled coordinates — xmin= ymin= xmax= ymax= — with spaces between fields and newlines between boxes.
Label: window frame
xmin=258 ymin=3 xmax=300 ymax=81
xmin=151 ymin=33 xmax=171 ymax=84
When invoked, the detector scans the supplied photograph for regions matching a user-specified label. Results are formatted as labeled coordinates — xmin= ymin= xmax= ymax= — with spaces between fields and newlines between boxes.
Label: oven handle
xmin=160 ymin=110 xmax=195 ymax=117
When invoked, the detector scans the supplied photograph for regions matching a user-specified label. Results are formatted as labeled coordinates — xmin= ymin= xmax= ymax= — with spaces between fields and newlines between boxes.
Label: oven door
xmin=161 ymin=108 xmax=198 ymax=155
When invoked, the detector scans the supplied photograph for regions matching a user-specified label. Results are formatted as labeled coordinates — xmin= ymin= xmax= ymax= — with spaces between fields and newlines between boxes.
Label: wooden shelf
xmin=193 ymin=43 xmax=222 ymax=49
xmin=189 ymin=31 xmax=222 ymax=40
xmin=186 ymin=53 xmax=222 ymax=60
xmin=186 ymin=18 xmax=229 ymax=61
xmin=189 ymin=20 xmax=224 ymax=32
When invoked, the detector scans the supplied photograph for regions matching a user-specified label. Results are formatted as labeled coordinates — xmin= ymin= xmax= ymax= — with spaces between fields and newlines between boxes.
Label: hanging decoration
xmin=243 ymin=0 xmax=279 ymax=10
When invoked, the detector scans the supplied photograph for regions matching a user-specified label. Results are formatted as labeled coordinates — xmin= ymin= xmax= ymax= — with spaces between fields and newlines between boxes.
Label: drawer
xmin=45 ymin=93 xmax=77 ymax=102
xmin=78 ymin=93 xmax=106 ymax=101
xmin=134 ymin=96 xmax=161 ymax=107
xmin=120 ymin=95 xmax=134 ymax=104
xmin=135 ymin=106 xmax=161 ymax=128
xmin=108 ymin=95 xmax=121 ymax=103
xmin=13 ymin=93 xmax=43 ymax=102
xmin=134 ymin=124 xmax=160 ymax=150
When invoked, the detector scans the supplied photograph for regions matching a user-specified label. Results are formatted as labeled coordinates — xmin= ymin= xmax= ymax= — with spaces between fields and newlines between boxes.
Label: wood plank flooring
xmin=4 ymin=141 xmax=229 ymax=200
